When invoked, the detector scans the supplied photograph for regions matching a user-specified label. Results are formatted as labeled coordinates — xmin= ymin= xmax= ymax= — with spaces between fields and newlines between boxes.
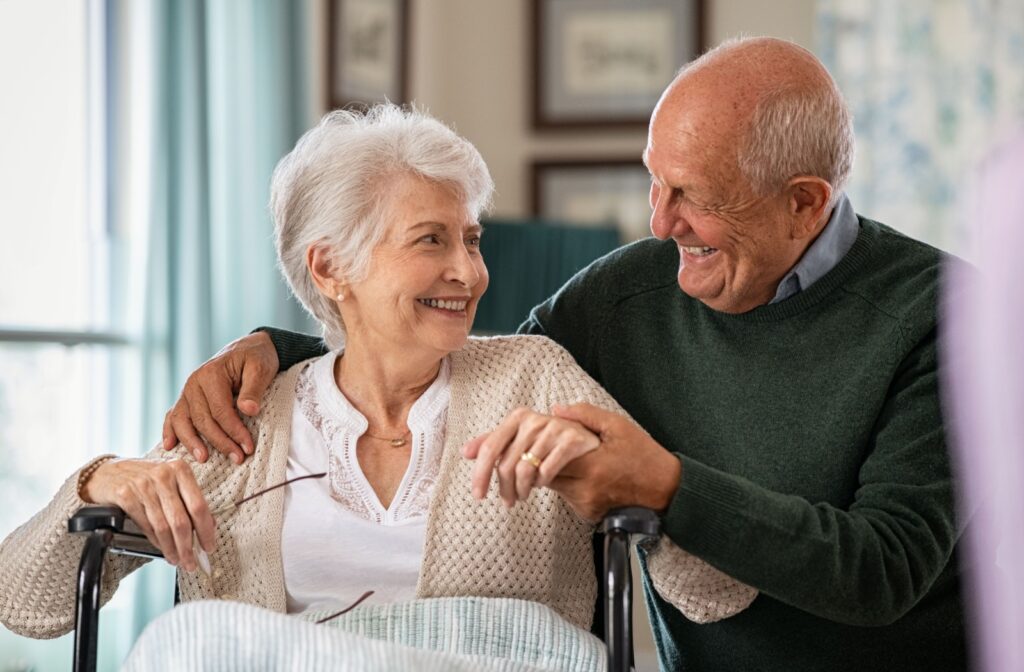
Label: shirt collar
xmin=769 ymin=193 xmax=859 ymax=304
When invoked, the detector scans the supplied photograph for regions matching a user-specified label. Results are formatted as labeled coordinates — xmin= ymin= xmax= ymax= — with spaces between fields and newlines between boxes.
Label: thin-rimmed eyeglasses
xmin=189 ymin=472 xmax=377 ymax=623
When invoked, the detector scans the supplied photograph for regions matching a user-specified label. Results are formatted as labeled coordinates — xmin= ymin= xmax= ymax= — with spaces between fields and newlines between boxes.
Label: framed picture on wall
xmin=532 ymin=159 xmax=653 ymax=241
xmin=532 ymin=0 xmax=704 ymax=129
xmin=328 ymin=0 xmax=410 ymax=109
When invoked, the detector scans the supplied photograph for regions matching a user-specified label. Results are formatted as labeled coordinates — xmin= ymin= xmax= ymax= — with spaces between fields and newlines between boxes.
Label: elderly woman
xmin=0 ymin=106 xmax=753 ymax=653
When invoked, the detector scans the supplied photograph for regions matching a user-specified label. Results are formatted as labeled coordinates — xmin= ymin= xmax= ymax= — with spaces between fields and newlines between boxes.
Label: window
xmin=0 ymin=2 xmax=170 ymax=669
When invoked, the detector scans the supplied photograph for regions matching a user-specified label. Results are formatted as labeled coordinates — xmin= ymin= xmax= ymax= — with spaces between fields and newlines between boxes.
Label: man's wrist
xmin=646 ymin=451 xmax=683 ymax=513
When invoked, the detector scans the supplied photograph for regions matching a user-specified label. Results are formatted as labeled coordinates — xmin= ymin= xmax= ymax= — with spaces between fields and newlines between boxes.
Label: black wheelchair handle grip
xmin=601 ymin=506 xmax=660 ymax=537
xmin=69 ymin=506 xmax=127 ymax=535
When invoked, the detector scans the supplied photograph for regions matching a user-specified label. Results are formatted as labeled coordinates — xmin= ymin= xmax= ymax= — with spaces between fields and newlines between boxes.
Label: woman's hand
xmin=80 ymin=459 xmax=216 ymax=571
xmin=462 ymin=408 xmax=600 ymax=507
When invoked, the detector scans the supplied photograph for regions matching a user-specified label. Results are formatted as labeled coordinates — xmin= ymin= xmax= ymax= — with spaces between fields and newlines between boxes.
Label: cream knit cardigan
xmin=0 ymin=335 xmax=756 ymax=640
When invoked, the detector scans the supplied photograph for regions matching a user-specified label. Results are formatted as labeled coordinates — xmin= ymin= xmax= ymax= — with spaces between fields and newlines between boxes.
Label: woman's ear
xmin=306 ymin=243 xmax=347 ymax=301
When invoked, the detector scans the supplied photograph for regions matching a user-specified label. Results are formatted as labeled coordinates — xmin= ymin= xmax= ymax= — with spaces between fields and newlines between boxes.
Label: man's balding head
xmin=654 ymin=37 xmax=854 ymax=206
xmin=643 ymin=37 xmax=855 ymax=314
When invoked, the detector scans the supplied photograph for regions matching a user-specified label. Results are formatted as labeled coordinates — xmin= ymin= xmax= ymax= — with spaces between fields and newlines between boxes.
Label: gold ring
xmin=520 ymin=451 xmax=542 ymax=468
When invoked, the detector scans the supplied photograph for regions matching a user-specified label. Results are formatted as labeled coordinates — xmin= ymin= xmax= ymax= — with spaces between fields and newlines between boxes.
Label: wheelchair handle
xmin=69 ymin=506 xmax=126 ymax=534
xmin=602 ymin=506 xmax=660 ymax=672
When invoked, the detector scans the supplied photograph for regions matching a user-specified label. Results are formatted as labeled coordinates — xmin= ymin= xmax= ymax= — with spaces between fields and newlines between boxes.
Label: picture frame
xmin=532 ymin=0 xmax=704 ymax=129
xmin=531 ymin=159 xmax=653 ymax=241
xmin=327 ymin=0 xmax=410 ymax=109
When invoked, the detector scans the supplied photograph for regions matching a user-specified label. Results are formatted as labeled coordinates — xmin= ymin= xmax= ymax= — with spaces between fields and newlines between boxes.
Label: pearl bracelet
xmin=77 ymin=456 xmax=117 ymax=501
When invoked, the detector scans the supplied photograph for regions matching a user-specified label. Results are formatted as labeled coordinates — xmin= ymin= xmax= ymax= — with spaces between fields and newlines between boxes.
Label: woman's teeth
xmin=418 ymin=298 xmax=468 ymax=311
xmin=681 ymin=245 xmax=717 ymax=257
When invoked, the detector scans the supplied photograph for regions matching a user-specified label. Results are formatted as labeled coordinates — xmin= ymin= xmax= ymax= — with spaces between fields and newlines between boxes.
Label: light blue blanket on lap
xmin=121 ymin=597 xmax=605 ymax=671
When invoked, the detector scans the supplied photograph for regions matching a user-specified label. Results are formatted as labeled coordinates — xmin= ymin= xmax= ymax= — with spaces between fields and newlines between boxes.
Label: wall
xmin=311 ymin=0 xmax=816 ymax=219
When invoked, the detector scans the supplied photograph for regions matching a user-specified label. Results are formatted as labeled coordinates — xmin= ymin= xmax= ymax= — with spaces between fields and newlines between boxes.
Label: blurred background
xmin=1 ymin=1 xmax=1022 ymax=670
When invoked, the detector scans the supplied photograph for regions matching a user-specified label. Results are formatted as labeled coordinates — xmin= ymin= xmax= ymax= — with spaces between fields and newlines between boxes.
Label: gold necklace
xmin=363 ymin=429 xmax=411 ymax=447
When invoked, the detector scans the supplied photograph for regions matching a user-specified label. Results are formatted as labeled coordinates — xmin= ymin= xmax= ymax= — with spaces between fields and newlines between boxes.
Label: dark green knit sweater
xmin=521 ymin=217 xmax=966 ymax=671
xmin=264 ymin=217 xmax=966 ymax=671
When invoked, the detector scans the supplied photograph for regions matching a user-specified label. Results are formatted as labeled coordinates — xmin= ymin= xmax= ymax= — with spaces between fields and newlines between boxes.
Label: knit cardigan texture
xmin=0 ymin=335 xmax=754 ymax=640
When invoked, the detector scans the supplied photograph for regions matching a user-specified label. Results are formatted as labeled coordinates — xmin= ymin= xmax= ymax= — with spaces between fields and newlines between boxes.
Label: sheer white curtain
xmin=816 ymin=0 xmax=1024 ymax=259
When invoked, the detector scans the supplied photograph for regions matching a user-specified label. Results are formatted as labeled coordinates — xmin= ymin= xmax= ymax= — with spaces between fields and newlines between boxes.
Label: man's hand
xmin=161 ymin=332 xmax=278 ymax=464
xmin=548 ymin=403 xmax=682 ymax=522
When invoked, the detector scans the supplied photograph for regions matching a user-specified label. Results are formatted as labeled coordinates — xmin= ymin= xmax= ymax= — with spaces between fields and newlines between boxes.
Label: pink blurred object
xmin=943 ymin=130 xmax=1024 ymax=672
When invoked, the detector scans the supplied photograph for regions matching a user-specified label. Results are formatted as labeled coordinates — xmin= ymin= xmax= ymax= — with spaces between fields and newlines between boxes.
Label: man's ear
xmin=785 ymin=176 xmax=833 ymax=240
xmin=306 ymin=243 xmax=346 ymax=300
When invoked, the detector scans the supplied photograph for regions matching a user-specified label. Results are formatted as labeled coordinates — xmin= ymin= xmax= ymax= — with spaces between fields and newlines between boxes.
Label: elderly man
xmin=165 ymin=38 xmax=965 ymax=671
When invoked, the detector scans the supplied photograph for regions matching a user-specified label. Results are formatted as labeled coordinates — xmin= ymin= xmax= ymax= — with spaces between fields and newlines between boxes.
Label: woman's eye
xmin=466 ymin=235 xmax=482 ymax=248
xmin=419 ymin=234 xmax=441 ymax=245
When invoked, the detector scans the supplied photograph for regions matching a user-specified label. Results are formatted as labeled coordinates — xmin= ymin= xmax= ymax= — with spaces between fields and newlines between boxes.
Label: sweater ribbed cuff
xmin=662 ymin=455 xmax=749 ymax=556
xmin=252 ymin=327 xmax=327 ymax=372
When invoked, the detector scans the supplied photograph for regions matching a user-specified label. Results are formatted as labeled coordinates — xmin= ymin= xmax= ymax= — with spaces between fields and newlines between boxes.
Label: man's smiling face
xmin=644 ymin=72 xmax=814 ymax=314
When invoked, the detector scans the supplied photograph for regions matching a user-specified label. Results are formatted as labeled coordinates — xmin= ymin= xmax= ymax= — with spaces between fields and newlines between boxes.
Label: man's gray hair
xmin=270 ymin=104 xmax=494 ymax=349
xmin=684 ymin=37 xmax=855 ymax=207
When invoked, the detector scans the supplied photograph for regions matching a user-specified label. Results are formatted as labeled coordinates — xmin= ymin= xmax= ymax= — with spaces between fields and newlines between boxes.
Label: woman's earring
xmin=336 ymin=291 xmax=345 ymax=302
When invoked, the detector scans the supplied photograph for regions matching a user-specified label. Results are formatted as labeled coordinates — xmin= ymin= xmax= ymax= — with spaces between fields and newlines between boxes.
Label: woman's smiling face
xmin=340 ymin=175 xmax=489 ymax=358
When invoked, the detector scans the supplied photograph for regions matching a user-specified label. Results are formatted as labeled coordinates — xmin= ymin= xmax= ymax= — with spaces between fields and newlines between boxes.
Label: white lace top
xmin=281 ymin=351 xmax=451 ymax=613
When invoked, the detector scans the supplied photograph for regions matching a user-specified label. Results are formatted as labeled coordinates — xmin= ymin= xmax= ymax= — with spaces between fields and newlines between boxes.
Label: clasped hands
xmin=462 ymin=404 xmax=680 ymax=521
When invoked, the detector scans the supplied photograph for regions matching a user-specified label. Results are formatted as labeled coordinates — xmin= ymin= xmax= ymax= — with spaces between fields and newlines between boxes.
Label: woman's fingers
xmin=469 ymin=410 xmax=528 ymax=499
xmin=135 ymin=477 xmax=181 ymax=566
xmin=507 ymin=419 xmax=599 ymax=500
xmin=114 ymin=485 xmax=161 ymax=553
xmin=155 ymin=466 xmax=198 ymax=570
xmin=534 ymin=423 xmax=599 ymax=488
xmin=466 ymin=409 xmax=605 ymax=506
xmin=498 ymin=424 xmax=546 ymax=505
xmin=172 ymin=460 xmax=216 ymax=554
xmin=101 ymin=459 xmax=212 ymax=570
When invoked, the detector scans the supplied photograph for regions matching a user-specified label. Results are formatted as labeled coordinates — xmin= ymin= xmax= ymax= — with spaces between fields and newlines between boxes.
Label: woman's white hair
xmin=684 ymin=37 xmax=855 ymax=208
xmin=270 ymin=104 xmax=494 ymax=349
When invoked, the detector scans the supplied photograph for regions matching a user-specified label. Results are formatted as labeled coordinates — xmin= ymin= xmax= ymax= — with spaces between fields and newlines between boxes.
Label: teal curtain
xmin=474 ymin=220 xmax=621 ymax=334
xmin=135 ymin=0 xmax=317 ymax=635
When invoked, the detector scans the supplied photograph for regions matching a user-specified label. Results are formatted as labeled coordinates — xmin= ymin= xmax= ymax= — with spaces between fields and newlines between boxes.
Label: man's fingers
xmin=170 ymin=409 xmax=209 ymax=463
xmin=206 ymin=370 xmax=256 ymax=455
xmin=186 ymin=391 xmax=244 ymax=465
xmin=162 ymin=413 xmax=178 ymax=451
xmin=235 ymin=356 xmax=275 ymax=419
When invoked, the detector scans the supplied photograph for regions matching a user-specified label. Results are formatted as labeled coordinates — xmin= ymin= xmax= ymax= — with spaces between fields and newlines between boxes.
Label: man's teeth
xmin=418 ymin=298 xmax=468 ymax=311
xmin=681 ymin=245 xmax=717 ymax=257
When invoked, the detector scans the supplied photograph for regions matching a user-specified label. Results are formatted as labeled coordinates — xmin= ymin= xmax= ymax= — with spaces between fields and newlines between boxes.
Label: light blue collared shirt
xmin=769 ymin=194 xmax=859 ymax=303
